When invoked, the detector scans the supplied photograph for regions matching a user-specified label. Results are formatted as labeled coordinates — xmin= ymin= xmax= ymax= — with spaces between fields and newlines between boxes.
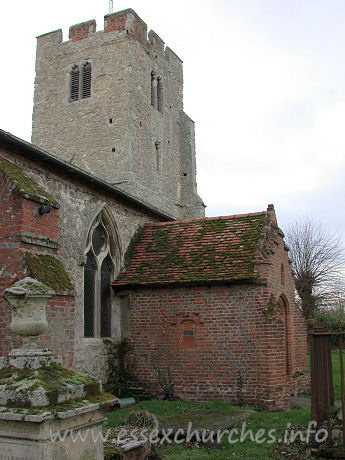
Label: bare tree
xmin=285 ymin=218 xmax=345 ymax=319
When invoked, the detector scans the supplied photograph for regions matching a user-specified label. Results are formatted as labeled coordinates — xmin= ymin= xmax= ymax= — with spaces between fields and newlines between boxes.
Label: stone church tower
xmin=31 ymin=9 xmax=205 ymax=220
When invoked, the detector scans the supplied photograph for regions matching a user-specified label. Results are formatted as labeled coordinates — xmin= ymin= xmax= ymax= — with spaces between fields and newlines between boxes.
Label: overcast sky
xmin=1 ymin=0 xmax=344 ymax=237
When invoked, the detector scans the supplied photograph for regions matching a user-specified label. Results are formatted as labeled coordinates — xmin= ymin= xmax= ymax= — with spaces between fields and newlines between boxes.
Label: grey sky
xmin=1 ymin=0 xmax=344 ymax=237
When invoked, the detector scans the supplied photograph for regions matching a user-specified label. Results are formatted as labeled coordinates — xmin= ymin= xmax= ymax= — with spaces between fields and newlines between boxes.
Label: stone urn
xmin=3 ymin=277 xmax=53 ymax=345
xmin=2 ymin=277 xmax=54 ymax=368
xmin=0 ymin=279 xmax=116 ymax=460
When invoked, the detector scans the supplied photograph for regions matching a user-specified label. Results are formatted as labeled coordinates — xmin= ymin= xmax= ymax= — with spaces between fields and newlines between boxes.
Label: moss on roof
xmin=114 ymin=212 xmax=268 ymax=287
xmin=0 ymin=158 xmax=56 ymax=204
xmin=24 ymin=252 xmax=74 ymax=291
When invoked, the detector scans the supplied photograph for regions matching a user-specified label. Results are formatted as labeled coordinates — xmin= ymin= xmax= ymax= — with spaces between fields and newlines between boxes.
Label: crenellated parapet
xmin=37 ymin=8 xmax=180 ymax=62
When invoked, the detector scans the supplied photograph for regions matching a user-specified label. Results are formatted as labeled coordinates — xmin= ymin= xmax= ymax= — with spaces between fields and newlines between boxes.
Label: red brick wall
xmin=104 ymin=10 xmax=147 ymax=47
xmin=0 ymin=171 xmax=22 ymax=245
xmin=259 ymin=223 xmax=309 ymax=395
xmin=0 ymin=170 xmax=75 ymax=368
xmin=20 ymin=198 xmax=58 ymax=241
xmin=0 ymin=168 xmax=58 ymax=247
xmin=69 ymin=20 xmax=96 ymax=42
xmin=0 ymin=291 xmax=76 ymax=368
xmin=39 ymin=295 xmax=76 ymax=367
xmin=122 ymin=229 xmax=309 ymax=410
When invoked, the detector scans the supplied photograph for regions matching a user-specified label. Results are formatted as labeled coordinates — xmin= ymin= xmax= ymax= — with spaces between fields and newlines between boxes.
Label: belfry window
xmin=157 ymin=76 xmax=163 ymax=112
xmin=70 ymin=62 xmax=91 ymax=102
xmin=84 ymin=216 xmax=114 ymax=338
xmin=82 ymin=62 xmax=92 ymax=99
xmin=70 ymin=65 xmax=79 ymax=101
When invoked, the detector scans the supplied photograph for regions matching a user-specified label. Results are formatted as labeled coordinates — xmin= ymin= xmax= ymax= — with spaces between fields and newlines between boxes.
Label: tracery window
xmin=84 ymin=216 xmax=114 ymax=338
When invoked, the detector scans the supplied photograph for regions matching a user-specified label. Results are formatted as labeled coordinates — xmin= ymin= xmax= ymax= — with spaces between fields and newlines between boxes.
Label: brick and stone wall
xmin=0 ymin=146 xmax=163 ymax=379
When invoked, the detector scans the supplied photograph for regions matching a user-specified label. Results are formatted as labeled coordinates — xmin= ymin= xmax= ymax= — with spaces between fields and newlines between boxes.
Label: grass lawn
xmin=102 ymin=352 xmax=345 ymax=457
xmin=104 ymin=400 xmax=311 ymax=459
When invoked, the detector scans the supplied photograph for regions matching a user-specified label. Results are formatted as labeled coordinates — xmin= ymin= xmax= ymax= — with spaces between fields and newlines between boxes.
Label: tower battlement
xmin=39 ymin=9 xmax=179 ymax=62
xmin=32 ymin=8 xmax=204 ymax=220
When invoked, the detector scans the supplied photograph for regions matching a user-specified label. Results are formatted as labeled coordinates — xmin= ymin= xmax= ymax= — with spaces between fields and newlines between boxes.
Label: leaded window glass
xmin=100 ymin=256 xmax=112 ymax=338
xmin=83 ymin=216 xmax=114 ymax=338
xmin=84 ymin=252 xmax=96 ymax=337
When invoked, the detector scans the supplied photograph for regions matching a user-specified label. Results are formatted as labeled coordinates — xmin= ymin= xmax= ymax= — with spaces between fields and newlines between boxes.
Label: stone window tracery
xmin=84 ymin=216 xmax=114 ymax=338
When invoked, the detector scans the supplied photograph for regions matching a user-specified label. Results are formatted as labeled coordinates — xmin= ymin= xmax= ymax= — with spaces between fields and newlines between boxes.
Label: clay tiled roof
xmin=113 ymin=210 xmax=271 ymax=288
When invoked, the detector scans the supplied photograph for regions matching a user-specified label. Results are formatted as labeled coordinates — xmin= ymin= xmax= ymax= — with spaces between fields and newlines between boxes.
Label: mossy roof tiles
xmin=0 ymin=158 xmax=57 ymax=204
xmin=113 ymin=211 xmax=269 ymax=288
xmin=23 ymin=252 xmax=74 ymax=291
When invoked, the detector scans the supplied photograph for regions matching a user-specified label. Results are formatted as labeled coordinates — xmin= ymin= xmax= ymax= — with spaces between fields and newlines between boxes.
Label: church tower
xmin=31 ymin=8 xmax=205 ymax=220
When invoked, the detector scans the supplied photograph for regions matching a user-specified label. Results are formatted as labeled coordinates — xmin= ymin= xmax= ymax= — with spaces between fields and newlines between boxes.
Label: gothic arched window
xmin=84 ymin=215 xmax=114 ymax=338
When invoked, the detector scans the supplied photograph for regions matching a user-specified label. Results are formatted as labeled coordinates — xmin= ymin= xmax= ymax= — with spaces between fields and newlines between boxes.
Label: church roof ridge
xmin=143 ymin=211 xmax=268 ymax=227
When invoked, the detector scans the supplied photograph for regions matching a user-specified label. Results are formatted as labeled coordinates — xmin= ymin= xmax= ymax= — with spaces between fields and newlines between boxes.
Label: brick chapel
xmin=0 ymin=8 xmax=308 ymax=410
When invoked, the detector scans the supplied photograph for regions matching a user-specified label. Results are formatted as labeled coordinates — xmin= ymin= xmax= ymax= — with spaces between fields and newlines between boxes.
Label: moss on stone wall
xmin=0 ymin=158 xmax=56 ymax=204
xmin=24 ymin=252 xmax=74 ymax=291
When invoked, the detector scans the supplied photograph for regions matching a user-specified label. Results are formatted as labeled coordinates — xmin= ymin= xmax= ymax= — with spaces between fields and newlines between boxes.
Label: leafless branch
xmin=285 ymin=217 xmax=345 ymax=319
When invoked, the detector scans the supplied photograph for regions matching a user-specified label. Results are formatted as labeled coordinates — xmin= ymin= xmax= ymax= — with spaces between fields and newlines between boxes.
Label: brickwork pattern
xmin=124 ymin=283 xmax=308 ymax=410
xmin=119 ymin=211 xmax=309 ymax=410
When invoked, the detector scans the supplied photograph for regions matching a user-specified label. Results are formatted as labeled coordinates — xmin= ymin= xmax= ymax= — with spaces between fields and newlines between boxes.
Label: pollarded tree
xmin=285 ymin=218 xmax=345 ymax=319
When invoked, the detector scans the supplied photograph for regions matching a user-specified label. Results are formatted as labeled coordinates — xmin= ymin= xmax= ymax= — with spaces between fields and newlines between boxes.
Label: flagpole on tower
xmin=109 ymin=0 xmax=113 ymax=13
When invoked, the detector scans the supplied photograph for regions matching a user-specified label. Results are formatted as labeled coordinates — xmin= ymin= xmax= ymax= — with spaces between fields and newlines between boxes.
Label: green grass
xmin=307 ymin=351 xmax=345 ymax=401
xmin=104 ymin=400 xmax=311 ymax=459
xmin=331 ymin=350 xmax=345 ymax=402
